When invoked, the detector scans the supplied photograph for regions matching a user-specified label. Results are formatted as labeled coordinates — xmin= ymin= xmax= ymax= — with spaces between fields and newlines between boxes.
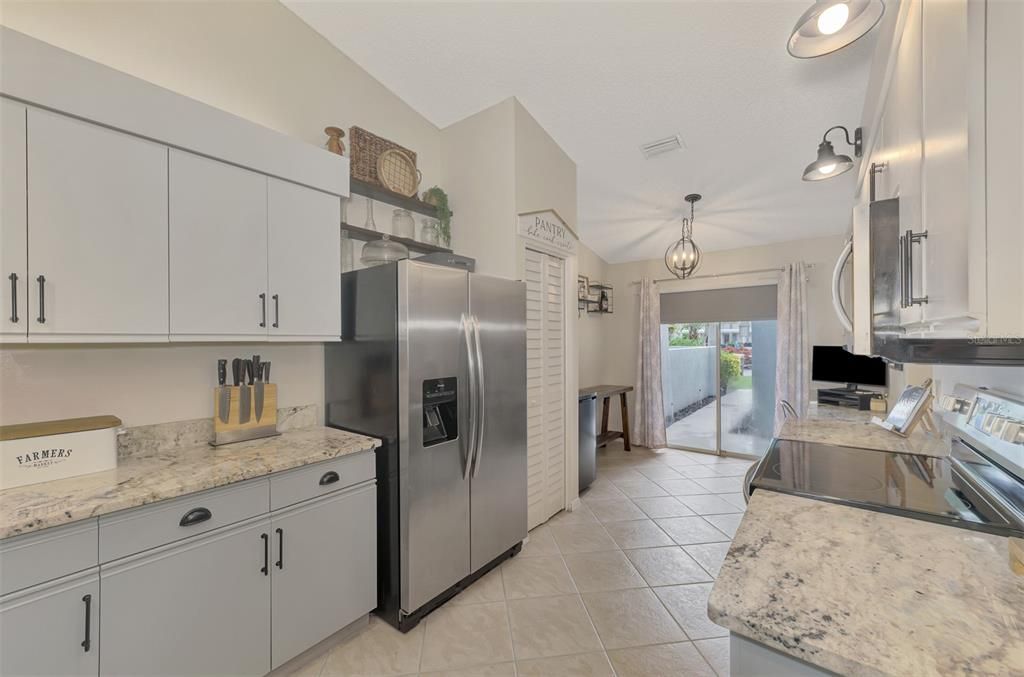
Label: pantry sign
xmin=518 ymin=210 xmax=576 ymax=256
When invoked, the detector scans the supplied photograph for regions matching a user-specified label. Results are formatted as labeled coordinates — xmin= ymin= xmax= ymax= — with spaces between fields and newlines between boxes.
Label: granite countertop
xmin=0 ymin=426 xmax=380 ymax=540
xmin=779 ymin=402 xmax=949 ymax=457
xmin=709 ymin=491 xmax=1024 ymax=677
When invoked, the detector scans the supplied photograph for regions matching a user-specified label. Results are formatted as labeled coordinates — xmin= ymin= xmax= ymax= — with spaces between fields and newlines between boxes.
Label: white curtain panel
xmin=774 ymin=262 xmax=811 ymax=436
xmin=634 ymin=277 xmax=667 ymax=448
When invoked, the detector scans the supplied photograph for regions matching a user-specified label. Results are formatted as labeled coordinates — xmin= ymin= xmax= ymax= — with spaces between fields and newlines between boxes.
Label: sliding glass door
xmin=661 ymin=318 xmax=777 ymax=458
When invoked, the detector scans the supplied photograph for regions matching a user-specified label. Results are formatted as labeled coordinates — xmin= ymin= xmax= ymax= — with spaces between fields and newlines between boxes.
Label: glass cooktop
xmin=749 ymin=438 xmax=1024 ymax=538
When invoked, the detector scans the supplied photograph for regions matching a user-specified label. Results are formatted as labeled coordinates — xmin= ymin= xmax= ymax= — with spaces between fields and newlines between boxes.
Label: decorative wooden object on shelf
xmin=341 ymin=222 xmax=452 ymax=255
xmin=212 ymin=384 xmax=278 ymax=446
xmin=377 ymin=149 xmax=421 ymax=197
xmin=349 ymin=126 xmax=417 ymax=187
xmin=324 ymin=126 xmax=346 ymax=156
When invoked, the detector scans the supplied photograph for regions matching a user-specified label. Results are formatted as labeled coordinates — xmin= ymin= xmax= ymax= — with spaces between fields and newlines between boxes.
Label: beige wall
xmin=514 ymin=100 xmax=577 ymax=232
xmin=599 ymin=234 xmax=854 ymax=430
xmin=0 ymin=0 xmax=440 ymax=426
xmin=577 ymin=243 xmax=611 ymax=388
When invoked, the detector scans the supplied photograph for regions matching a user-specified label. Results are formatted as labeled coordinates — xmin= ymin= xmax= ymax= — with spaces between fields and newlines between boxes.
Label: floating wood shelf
xmin=340 ymin=222 xmax=453 ymax=255
xmin=349 ymin=178 xmax=452 ymax=219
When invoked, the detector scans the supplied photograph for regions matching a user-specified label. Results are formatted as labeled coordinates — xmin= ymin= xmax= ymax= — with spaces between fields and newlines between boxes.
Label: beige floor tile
xmin=635 ymin=465 xmax=684 ymax=481
xmin=501 ymin=555 xmax=576 ymax=599
xmin=519 ymin=525 xmax=561 ymax=558
xmin=692 ymin=477 xmax=745 ymax=493
xmin=271 ymin=645 xmax=328 ymax=677
xmin=706 ymin=463 xmax=752 ymax=477
xmin=684 ymin=541 xmax=732 ymax=577
xmin=702 ymin=513 xmax=743 ymax=538
xmin=583 ymin=498 xmax=648 ymax=523
xmin=421 ymin=662 xmax=516 ymax=677
xmin=611 ymin=477 xmax=669 ymax=498
xmin=607 ymin=641 xmax=716 ymax=677
xmin=625 ymin=546 xmax=713 ymax=587
xmin=655 ymin=478 xmax=710 ymax=496
xmin=653 ymin=583 xmax=728 ymax=640
xmin=547 ymin=505 xmax=598 ymax=527
xmin=600 ymin=468 xmax=647 ymax=483
xmin=678 ymin=494 xmax=744 ymax=515
xmin=655 ymin=516 xmax=730 ymax=545
xmin=659 ymin=453 xmax=708 ymax=467
xmin=602 ymin=519 xmax=674 ymax=549
xmin=695 ymin=637 xmax=731 ymax=677
xmin=321 ymin=616 xmax=423 ymax=677
xmin=549 ymin=523 xmax=618 ymax=553
xmin=579 ymin=482 xmax=625 ymax=501
xmin=718 ymin=493 xmax=749 ymax=511
xmin=631 ymin=496 xmax=696 ymax=519
xmin=516 ymin=651 xmax=615 ymax=676
xmin=418 ymin=601 xmax=513 ymax=673
xmin=677 ymin=465 xmax=731 ymax=479
xmin=562 ymin=551 xmax=647 ymax=593
xmin=507 ymin=594 xmax=603 ymax=660
xmin=581 ymin=588 xmax=686 ymax=649
xmin=451 ymin=566 xmax=505 ymax=605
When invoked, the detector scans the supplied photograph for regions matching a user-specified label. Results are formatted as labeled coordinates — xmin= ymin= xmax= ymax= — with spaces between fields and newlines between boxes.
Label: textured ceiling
xmin=285 ymin=1 xmax=875 ymax=263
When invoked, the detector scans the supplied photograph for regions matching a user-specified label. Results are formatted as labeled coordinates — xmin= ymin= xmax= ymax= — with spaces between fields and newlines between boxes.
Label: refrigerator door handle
xmin=461 ymin=313 xmax=478 ymax=480
xmin=471 ymin=315 xmax=486 ymax=478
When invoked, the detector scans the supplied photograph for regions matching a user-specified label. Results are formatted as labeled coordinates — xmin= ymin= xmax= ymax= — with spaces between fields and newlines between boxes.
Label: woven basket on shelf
xmin=349 ymin=126 xmax=418 ymax=188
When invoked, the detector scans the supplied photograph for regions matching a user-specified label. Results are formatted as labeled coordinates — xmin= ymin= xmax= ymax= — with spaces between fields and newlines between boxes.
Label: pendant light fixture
xmin=802 ymin=125 xmax=863 ymax=181
xmin=664 ymin=193 xmax=703 ymax=279
xmin=788 ymin=1 xmax=885 ymax=59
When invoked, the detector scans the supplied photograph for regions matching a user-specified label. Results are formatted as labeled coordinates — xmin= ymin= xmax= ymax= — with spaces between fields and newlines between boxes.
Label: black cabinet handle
xmin=259 ymin=293 xmax=267 ymax=328
xmin=8 ymin=273 xmax=17 ymax=323
xmin=260 ymin=533 xmax=269 ymax=575
xmin=272 ymin=293 xmax=279 ymax=328
xmin=81 ymin=594 xmax=92 ymax=652
xmin=179 ymin=507 xmax=212 ymax=527
xmin=319 ymin=471 xmax=340 ymax=486
xmin=275 ymin=527 xmax=284 ymax=570
xmin=36 ymin=275 xmax=45 ymax=324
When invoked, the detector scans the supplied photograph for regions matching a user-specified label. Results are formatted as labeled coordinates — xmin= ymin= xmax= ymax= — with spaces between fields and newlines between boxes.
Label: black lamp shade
xmin=788 ymin=0 xmax=885 ymax=59
xmin=802 ymin=140 xmax=855 ymax=181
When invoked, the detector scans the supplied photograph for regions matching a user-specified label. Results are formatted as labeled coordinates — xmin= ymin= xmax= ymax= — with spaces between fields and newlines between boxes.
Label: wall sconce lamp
xmin=802 ymin=126 xmax=863 ymax=181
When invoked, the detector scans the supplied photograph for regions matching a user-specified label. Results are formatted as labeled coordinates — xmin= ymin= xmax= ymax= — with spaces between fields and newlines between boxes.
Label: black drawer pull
xmin=319 ymin=471 xmax=340 ymax=486
xmin=260 ymin=533 xmax=269 ymax=575
xmin=81 ymin=594 xmax=92 ymax=652
xmin=275 ymin=527 xmax=284 ymax=570
xmin=179 ymin=507 xmax=212 ymax=527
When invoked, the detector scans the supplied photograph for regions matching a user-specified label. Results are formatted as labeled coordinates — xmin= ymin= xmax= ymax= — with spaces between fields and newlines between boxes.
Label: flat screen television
xmin=812 ymin=345 xmax=887 ymax=388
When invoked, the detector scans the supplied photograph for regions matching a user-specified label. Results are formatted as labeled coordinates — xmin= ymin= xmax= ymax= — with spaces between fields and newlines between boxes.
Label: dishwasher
xmin=578 ymin=392 xmax=598 ymax=490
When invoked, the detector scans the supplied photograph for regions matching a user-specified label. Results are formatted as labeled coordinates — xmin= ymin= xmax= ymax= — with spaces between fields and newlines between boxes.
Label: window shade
xmin=660 ymin=285 xmax=777 ymax=323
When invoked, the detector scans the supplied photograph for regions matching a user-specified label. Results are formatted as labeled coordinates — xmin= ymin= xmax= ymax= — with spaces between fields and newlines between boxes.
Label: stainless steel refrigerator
xmin=325 ymin=260 xmax=527 ymax=632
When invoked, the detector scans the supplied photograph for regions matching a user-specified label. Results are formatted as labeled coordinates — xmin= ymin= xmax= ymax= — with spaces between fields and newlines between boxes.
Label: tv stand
xmin=817 ymin=386 xmax=875 ymax=410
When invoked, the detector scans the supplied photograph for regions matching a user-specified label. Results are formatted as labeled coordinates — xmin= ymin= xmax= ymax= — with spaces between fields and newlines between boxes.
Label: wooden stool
xmin=585 ymin=385 xmax=633 ymax=451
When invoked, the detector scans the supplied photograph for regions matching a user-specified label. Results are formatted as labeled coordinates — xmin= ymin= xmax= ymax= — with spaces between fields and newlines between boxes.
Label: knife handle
xmin=252 ymin=355 xmax=261 ymax=382
xmin=263 ymin=362 xmax=271 ymax=384
xmin=232 ymin=358 xmax=242 ymax=387
xmin=217 ymin=359 xmax=227 ymax=387
xmin=245 ymin=359 xmax=254 ymax=385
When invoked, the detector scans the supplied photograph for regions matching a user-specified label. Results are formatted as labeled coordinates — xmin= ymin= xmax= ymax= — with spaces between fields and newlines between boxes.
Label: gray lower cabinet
xmin=99 ymin=516 xmax=271 ymax=677
xmin=0 ymin=569 xmax=99 ymax=677
xmin=270 ymin=482 xmax=376 ymax=670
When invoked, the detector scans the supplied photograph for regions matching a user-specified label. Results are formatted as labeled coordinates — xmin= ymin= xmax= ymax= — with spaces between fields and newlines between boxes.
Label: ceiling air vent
xmin=640 ymin=135 xmax=684 ymax=159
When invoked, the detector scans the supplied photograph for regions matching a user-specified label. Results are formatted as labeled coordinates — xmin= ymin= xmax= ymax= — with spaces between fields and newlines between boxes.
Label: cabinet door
xmin=169 ymin=150 xmax=268 ymax=340
xmin=267 ymin=178 xmax=341 ymax=340
xmin=270 ymin=484 xmax=376 ymax=670
xmin=0 ymin=99 xmax=27 ymax=342
xmin=101 ymin=517 xmax=271 ymax=677
xmin=0 ymin=570 xmax=99 ymax=677
xmin=27 ymin=109 xmax=169 ymax=341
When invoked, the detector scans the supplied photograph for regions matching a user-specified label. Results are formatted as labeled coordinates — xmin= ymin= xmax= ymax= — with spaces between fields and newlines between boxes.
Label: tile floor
xmin=272 ymin=445 xmax=752 ymax=677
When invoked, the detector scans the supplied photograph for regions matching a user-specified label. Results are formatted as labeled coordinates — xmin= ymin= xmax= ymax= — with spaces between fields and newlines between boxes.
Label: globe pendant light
xmin=664 ymin=193 xmax=703 ymax=279
xmin=788 ymin=0 xmax=885 ymax=59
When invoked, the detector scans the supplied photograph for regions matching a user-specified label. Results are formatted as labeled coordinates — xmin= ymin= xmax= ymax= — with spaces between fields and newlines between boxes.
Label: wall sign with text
xmin=518 ymin=210 xmax=576 ymax=256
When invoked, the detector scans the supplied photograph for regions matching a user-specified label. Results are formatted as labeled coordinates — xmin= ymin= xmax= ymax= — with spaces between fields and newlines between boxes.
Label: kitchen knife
xmin=252 ymin=354 xmax=264 ymax=422
xmin=217 ymin=359 xmax=230 ymax=424
xmin=239 ymin=359 xmax=252 ymax=424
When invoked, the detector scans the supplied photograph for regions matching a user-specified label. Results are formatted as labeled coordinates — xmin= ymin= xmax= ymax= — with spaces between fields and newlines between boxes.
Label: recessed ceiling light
xmin=640 ymin=135 xmax=683 ymax=159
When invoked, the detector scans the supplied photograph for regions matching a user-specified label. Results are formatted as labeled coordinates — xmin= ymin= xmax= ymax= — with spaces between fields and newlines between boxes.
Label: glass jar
xmin=420 ymin=218 xmax=441 ymax=246
xmin=391 ymin=209 xmax=415 ymax=239
xmin=360 ymin=234 xmax=409 ymax=267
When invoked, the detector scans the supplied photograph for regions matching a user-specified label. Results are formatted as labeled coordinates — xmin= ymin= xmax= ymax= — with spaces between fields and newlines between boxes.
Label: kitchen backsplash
xmin=931 ymin=365 xmax=1024 ymax=400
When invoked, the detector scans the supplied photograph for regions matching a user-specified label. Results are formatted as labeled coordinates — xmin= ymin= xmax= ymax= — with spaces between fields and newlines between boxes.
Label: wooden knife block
xmin=212 ymin=384 xmax=279 ymax=446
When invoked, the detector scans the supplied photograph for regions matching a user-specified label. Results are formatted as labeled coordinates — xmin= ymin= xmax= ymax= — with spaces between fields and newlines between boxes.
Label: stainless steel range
xmin=746 ymin=385 xmax=1024 ymax=538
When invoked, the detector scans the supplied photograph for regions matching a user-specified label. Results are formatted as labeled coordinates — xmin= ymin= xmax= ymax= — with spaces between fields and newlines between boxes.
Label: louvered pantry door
xmin=524 ymin=248 xmax=566 ymax=529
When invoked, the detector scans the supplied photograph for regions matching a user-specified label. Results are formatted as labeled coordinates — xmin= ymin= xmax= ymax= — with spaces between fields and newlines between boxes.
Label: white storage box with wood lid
xmin=0 ymin=416 xmax=120 ymax=490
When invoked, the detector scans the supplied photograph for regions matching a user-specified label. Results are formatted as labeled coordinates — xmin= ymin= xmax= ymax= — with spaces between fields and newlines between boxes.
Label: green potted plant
xmin=421 ymin=186 xmax=452 ymax=247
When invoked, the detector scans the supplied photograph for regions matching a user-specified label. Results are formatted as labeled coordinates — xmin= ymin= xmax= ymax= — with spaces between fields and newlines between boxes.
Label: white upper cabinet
xmin=267 ymin=179 xmax=341 ymax=341
xmin=169 ymin=151 xmax=269 ymax=341
xmin=27 ymin=109 xmax=169 ymax=342
xmin=0 ymin=99 xmax=27 ymax=342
